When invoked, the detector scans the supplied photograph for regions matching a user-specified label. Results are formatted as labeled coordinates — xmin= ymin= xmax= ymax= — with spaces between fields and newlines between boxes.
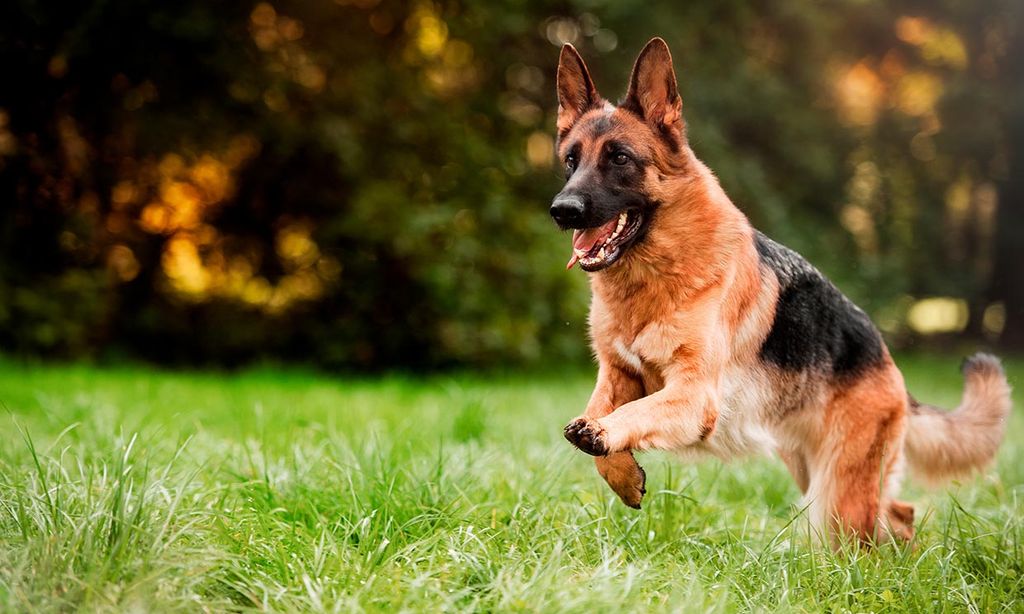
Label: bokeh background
xmin=2 ymin=0 xmax=1022 ymax=370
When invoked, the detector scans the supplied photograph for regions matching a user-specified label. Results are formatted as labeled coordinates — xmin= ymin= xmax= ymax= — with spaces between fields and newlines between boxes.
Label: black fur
xmin=754 ymin=232 xmax=884 ymax=377
xmin=553 ymin=115 xmax=650 ymax=231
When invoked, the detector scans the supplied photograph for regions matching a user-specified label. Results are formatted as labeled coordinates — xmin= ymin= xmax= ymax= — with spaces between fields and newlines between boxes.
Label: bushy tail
xmin=904 ymin=353 xmax=1012 ymax=485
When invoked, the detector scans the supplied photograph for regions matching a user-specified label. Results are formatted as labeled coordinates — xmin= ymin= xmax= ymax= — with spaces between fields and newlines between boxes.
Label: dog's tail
xmin=904 ymin=353 xmax=1012 ymax=485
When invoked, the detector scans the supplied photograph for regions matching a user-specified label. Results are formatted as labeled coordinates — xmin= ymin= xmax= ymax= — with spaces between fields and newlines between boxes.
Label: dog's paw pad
xmin=563 ymin=418 xmax=609 ymax=456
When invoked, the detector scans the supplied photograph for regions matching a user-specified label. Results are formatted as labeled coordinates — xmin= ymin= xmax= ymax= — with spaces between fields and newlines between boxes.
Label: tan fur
xmin=556 ymin=39 xmax=1012 ymax=547
xmin=580 ymin=362 xmax=647 ymax=508
xmin=809 ymin=360 xmax=907 ymax=543
xmin=904 ymin=354 xmax=1012 ymax=485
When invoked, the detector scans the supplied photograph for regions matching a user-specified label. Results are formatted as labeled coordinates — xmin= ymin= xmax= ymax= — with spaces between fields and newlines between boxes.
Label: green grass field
xmin=0 ymin=356 xmax=1021 ymax=612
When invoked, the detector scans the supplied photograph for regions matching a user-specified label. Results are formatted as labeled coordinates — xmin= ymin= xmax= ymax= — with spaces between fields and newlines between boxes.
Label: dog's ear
xmin=557 ymin=44 xmax=599 ymax=136
xmin=623 ymin=38 xmax=683 ymax=134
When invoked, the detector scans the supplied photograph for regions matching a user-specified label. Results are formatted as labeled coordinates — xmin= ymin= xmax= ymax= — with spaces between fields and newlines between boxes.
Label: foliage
xmin=0 ymin=356 xmax=1022 ymax=610
xmin=1 ymin=0 xmax=1022 ymax=368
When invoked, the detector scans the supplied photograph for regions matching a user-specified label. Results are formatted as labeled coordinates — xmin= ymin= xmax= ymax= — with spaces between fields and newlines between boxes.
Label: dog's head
xmin=551 ymin=38 xmax=688 ymax=272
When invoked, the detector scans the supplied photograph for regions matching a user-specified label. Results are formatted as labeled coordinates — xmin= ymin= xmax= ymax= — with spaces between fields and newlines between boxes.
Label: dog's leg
xmin=883 ymin=499 xmax=915 ymax=543
xmin=814 ymin=365 xmax=908 ymax=546
xmin=779 ymin=449 xmax=810 ymax=494
xmin=565 ymin=362 xmax=648 ymax=508
xmin=594 ymin=452 xmax=647 ymax=509
xmin=565 ymin=380 xmax=717 ymax=455
xmin=879 ymin=442 xmax=914 ymax=544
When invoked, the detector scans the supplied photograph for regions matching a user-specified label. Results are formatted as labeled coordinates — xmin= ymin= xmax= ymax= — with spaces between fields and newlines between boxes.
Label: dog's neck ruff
xmin=590 ymin=158 xmax=749 ymax=305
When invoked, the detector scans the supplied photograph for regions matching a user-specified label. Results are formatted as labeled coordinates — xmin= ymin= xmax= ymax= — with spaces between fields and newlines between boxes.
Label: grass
xmin=0 ymin=355 xmax=1021 ymax=612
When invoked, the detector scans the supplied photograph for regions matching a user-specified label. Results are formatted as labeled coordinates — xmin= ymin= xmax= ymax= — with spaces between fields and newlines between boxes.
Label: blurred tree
xmin=983 ymin=6 xmax=1024 ymax=348
xmin=0 ymin=0 xmax=1020 ymax=368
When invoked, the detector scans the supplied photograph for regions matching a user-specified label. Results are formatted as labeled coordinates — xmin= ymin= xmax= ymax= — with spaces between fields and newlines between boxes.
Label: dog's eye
xmin=565 ymin=154 xmax=577 ymax=172
xmin=611 ymin=152 xmax=630 ymax=166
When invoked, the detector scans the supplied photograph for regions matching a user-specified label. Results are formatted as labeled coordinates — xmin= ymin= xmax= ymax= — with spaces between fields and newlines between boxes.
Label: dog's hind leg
xmin=811 ymin=364 xmax=909 ymax=546
xmin=565 ymin=362 xmax=648 ymax=508
xmin=884 ymin=499 xmax=915 ymax=542
xmin=878 ymin=442 xmax=915 ymax=543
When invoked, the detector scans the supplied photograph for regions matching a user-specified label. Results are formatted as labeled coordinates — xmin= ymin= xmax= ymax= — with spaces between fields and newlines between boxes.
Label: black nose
xmin=550 ymin=196 xmax=585 ymax=227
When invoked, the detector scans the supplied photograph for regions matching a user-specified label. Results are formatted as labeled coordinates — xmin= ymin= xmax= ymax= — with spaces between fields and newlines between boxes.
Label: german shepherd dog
xmin=552 ymin=38 xmax=1011 ymax=544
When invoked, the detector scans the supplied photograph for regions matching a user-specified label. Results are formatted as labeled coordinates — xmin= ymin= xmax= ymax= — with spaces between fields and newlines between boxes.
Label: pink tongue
xmin=566 ymin=219 xmax=616 ymax=269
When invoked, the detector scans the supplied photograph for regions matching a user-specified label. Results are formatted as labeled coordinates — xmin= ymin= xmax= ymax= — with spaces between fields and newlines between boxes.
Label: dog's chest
xmin=606 ymin=315 xmax=692 ymax=374
xmin=613 ymin=335 xmax=777 ymax=458
xmin=612 ymin=339 xmax=645 ymax=374
xmin=612 ymin=336 xmax=667 ymax=393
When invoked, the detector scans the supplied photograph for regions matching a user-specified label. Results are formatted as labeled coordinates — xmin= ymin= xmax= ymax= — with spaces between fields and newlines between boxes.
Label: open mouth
xmin=566 ymin=210 xmax=644 ymax=272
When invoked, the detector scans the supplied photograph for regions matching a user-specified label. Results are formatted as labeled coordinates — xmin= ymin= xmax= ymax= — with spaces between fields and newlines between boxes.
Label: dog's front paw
xmin=563 ymin=417 xmax=609 ymax=456
xmin=596 ymin=451 xmax=646 ymax=509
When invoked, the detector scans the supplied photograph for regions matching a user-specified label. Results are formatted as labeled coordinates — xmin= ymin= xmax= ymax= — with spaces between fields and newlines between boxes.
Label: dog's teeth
xmin=598 ymin=247 xmax=606 ymax=259
xmin=574 ymin=248 xmax=587 ymax=257
xmin=610 ymin=213 xmax=626 ymax=239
